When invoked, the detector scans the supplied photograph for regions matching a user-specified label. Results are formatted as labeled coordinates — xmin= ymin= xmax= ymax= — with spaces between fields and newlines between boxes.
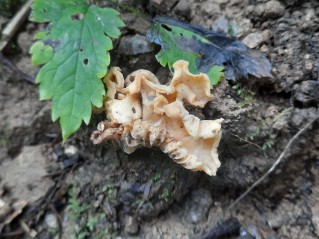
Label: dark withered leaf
xmin=147 ymin=16 xmax=272 ymax=81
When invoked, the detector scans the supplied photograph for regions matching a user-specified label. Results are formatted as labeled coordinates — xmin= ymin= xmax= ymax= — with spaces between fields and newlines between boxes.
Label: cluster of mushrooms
xmin=91 ymin=61 xmax=223 ymax=176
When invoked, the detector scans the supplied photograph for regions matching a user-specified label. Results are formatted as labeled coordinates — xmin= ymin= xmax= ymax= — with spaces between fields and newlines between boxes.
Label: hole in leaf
xmin=71 ymin=13 xmax=84 ymax=21
xmin=43 ymin=8 xmax=47 ymax=12
xmin=80 ymin=48 xmax=83 ymax=52
xmin=161 ymin=24 xmax=172 ymax=32
xmin=83 ymin=59 xmax=88 ymax=65
xmin=180 ymin=33 xmax=184 ymax=37
xmin=43 ymin=39 xmax=61 ymax=51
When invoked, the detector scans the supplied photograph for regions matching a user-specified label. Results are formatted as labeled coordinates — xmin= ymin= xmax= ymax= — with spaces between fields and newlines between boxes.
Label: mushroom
xmin=91 ymin=60 xmax=224 ymax=176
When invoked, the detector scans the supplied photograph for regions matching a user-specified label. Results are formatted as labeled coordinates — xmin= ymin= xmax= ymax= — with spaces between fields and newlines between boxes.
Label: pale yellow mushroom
xmin=170 ymin=61 xmax=213 ymax=107
xmin=103 ymin=67 xmax=125 ymax=99
xmin=91 ymin=60 xmax=224 ymax=176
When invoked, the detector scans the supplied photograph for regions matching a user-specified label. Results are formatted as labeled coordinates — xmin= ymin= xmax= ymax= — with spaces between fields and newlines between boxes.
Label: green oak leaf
xmin=30 ymin=0 xmax=125 ymax=141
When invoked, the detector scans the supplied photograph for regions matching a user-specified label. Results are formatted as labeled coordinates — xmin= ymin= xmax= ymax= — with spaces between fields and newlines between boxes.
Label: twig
xmin=0 ymin=0 xmax=33 ymax=51
xmin=0 ymin=229 xmax=24 ymax=237
xmin=0 ymin=0 xmax=35 ymax=84
xmin=230 ymin=133 xmax=263 ymax=152
xmin=0 ymin=52 xmax=35 ymax=84
xmin=19 ymin=219 xmax=37 ymax=238
xmin=227 ymin=114 xmax=319 ymax=211
xmin=202 ymin=217 xmax=240 ymax=239
xmin=49 ymin=204 xmax=63 ymax=239
xmin=0 ymin=200 xmax=28 ymax=232
xmin=104 ymin=0 xmax=152 ymax=21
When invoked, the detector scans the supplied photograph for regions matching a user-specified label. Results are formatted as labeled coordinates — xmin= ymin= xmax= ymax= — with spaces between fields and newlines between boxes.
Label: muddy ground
xmin=0 ymin=0 xmax=319 ymax=238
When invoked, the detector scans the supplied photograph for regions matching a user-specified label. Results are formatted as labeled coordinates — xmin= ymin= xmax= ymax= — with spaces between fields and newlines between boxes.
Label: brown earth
xmin=0 ymin=0 xmax=319 ymax=238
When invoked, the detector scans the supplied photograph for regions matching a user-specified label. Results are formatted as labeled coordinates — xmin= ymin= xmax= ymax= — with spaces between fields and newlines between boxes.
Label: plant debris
xmin=147 ymin=16 xmax=272 ymax=81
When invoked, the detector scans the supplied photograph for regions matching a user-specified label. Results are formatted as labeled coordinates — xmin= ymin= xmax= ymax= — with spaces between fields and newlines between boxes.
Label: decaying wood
xmin=0 ymin=0 xmax=33 ymax=51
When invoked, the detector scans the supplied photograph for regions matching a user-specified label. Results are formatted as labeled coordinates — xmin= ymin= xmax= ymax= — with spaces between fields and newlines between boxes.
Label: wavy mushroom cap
xmin=92 ymin=60 xmax=224 ymax=176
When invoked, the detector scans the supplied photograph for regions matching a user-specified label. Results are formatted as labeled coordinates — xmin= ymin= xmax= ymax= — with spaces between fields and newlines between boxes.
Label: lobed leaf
xmin=30 ymin=0 xmax=125 ymax=141
xmin=29 ymin=42 xmax=53 ymax=65
xmin=207 ymin=66 xmax=224 ymax=86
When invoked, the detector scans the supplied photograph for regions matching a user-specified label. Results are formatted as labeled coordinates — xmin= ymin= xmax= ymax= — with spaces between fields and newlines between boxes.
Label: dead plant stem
xmin=227 ymin=113 xmax=319 ymax=211
xmin=230 ymin=133 xmax=263 ymax=152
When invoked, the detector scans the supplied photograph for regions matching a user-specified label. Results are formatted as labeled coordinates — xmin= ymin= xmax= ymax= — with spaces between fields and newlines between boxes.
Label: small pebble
xmin=64 ymin=145 xmax=78 ymax=156
xmin=243 ymin=32 xmax=264 ymax=49
xmin=124 ymin=216 xmax=139 ymax=235
xmin=118 ymin=34 xmax=154 ymax=55
xmin=186 ymin=188 xmax=213 ymax=224
xmin=45 ymin=213 xmax=58 ymax=229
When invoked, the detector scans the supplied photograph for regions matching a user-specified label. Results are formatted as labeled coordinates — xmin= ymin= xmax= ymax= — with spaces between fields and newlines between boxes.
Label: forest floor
xmin=0 ymin=0 xmax=319 ymax=238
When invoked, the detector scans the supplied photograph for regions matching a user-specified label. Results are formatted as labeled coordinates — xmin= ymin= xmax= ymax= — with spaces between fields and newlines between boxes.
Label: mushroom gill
xmin=91 ymin=60 xmax=224 ymax=176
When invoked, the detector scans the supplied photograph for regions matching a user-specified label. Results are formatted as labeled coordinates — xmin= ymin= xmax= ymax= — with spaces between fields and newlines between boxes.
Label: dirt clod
xmin=118 ymin=34 xmax=154 ymax=55
xmin=252 ymin=0 xmax=285 ymax=20
xmin=186 ymin=188 xmax=213 ymax=224
xmin=0 ymin=145 xmax=54 ymax=203
xmin=243 ymin=32 xmax=265 ymax=49
xmin=124 ymin=216 xmax=139 ymax=235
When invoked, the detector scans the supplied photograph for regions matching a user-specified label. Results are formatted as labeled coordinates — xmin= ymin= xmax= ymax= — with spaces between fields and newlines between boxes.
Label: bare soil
xmin=0 ymin=0 xmax=319 ymax=239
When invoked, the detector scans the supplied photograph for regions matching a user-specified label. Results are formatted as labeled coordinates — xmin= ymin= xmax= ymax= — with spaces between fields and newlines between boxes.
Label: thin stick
xmin=0 ymin=0 xmax=33 ymax=51
xmin=49 ymin=203 xmax=63 ymax=239
xmin=227 ymin=114 xmax=319 ymax=211
xmin=0 ymin=52 xmax=34 ymax=84
xmin=230 ymin=133 xmax=263 ymax=152
xmin=0 ymin=229 xmax=24 ymax=237
xmin=19 ymin=219 xmax=37 ymax=238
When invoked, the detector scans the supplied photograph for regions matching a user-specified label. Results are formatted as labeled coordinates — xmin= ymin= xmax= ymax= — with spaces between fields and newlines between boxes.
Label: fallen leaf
xmin=147 ymin=17 xmax=272 ymax=82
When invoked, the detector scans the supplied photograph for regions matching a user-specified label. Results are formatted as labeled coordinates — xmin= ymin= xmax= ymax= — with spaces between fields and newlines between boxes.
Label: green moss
xmin=66 ymin=186 xmax=117 ymax=239
xmin=0 ymin=127 xmax=11 ymax=147
xmin=232 ymin=83 xmax=256 ymax=107
xmin=151 ymin=172 xmax=161 ymax=182
xmin=159 ymin=188 xmax=171 ymax=202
